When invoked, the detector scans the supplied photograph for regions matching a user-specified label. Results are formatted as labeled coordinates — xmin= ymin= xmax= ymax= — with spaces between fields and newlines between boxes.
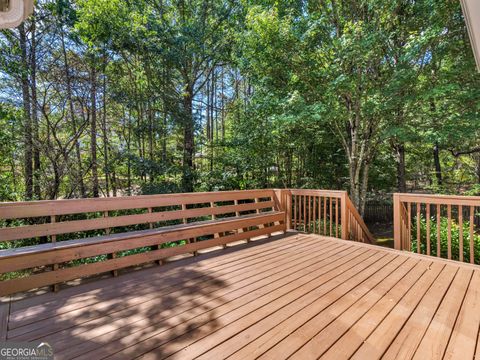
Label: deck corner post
xmin=340 ymin=192 xmax=349 ymax=240
xmin=274 ymin=189 xmax=289 ymax=232
xmin=393 ymin=193 xmax=402 ymax=250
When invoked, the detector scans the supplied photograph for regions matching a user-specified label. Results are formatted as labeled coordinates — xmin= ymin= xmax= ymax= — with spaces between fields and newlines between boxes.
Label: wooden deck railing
xmin=0 ymin=190 xmax=285 ymax=296
xmin=394 ymin=193 xmax=480 ymax=265
xmin=0 ymin=189 xmax=372 ymax=296
xmin=282 ymin=189 xmax=374 ymax=244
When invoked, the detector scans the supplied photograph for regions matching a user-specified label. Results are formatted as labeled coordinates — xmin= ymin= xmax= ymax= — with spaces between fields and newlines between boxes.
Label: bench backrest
xmin=0 ymin=189 xmax=280 ymax=243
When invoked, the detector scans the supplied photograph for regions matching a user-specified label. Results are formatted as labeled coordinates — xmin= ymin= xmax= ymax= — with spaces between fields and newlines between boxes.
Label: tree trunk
xmin=50 ymin=161 xmax=61 ymax=200
xmin=111 ymin=168 xmax=117 ymax=197
xmin=30 ymin=17 xmax=41 ymax=199
xmin=210 ymin=69 xmax=215 ymax=171
xmin=182 ymin=87 xmax=195 ymax=192
xmin=19 ymin=23 xmax=33 ymax=200
xmin=359 ymin=161 xmax=370 ymax=216
xmin=162 ymin=111 xmax=167 ymax=163
xmin=393 ymin=142 xmax=407 ymax=192
xmin=475 ymin=154 xmax=480 ymax=184
xmin=61 ymin=30 xmax=86 ymax=197
xmin=127 ymin=119 xmax=132 ymax=195
xmin=206 ymin=75 xmax=210 ymax=141
xmin=102 ymin=55 xmax=110 ymax=196
xmin=433 ymin=142 xmax=442 ymax=186
xmin=206 ymin=75 xmax=212 ymax=171
xmin=148 ymin=102 xmax=154 ymax=183
xmin=90 ymin=63 xmax=99 ymax=197
xmin=349 ymin=162 xmax=360 ymax=210
xmin=286 ymin=150 xmax=292 ymax=187
xmin=221 ymin=67 xmax=225 ymax=141
xmin=348 ymin=160 xmax=370 ymax=217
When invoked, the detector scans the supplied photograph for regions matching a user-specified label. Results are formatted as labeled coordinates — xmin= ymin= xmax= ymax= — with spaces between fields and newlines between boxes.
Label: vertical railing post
xmin=340 ymin=192 xmax=349 ymax=240
xmin=393 ymin=193 xmax=402 ymax=250
xmin=285 ymin=189 xmax=292 ymax=230
xmin=51 ymin=215 xmax=59 ymax=292
xmin=104 ymin=211 xmax=118 ymax=276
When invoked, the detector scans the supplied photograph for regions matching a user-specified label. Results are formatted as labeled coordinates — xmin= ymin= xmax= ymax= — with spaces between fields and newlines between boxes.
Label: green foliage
xmin=411 ymin=215 xmax=480 ymax=264
xmin=0 ymin=105 xmax=21 ymax=201
xmin=297 ymin=219 xmax=342 ymax=239
xmin=0 ymin=0 xmax=479 ymax=202
xmin=141 ymin=181 xmax=183 ymax=195
xmin=0 ymin=2 xmax=478 ymax=208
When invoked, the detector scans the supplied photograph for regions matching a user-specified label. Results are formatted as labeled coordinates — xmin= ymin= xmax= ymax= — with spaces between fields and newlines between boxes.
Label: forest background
xmin=1 ymin=0 xmax=479 ymax=221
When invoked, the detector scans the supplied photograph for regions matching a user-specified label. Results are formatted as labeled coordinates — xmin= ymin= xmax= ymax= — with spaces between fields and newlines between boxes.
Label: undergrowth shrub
xmin=411 ymin=215 xmax=480 ymax=264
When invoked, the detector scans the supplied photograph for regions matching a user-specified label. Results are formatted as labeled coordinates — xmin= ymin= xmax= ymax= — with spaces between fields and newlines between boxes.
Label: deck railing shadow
xmin=5 ymin=233 xmax=298 ymax=358
xmin=8 ymin=235 xmax=300 ymax=359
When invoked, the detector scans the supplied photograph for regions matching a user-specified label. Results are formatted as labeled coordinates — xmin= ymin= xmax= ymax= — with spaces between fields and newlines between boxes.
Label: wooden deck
xmin=2 ymin=232 xmax=480 ymax=360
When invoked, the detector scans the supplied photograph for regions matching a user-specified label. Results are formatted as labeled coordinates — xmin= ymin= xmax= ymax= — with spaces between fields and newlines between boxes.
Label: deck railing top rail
xmin=288 ymin=189 xmax=345 ymax=196
xmin=0 ymin=189 xmax=275 ymax=219
xmin=395 ymin=193 xmax=480 ymax=206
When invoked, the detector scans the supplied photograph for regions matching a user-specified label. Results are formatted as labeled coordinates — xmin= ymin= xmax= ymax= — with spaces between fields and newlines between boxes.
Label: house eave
xmin=460 ymin=0 xmax=480 ymax=72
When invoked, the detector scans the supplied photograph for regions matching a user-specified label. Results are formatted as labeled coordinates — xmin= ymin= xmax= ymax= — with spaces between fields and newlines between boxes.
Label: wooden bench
xmin=0 ymin=189 xmax=286 ymax=296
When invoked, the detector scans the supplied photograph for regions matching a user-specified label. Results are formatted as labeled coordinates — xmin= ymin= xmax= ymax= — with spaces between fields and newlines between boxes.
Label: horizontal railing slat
xmin=289 ymin=189 xmax=343 ymax=197
xmin=397 ymin=193 xmax=480 ymax=207
xmin=0 ymin=189 xmax=275 ymax=219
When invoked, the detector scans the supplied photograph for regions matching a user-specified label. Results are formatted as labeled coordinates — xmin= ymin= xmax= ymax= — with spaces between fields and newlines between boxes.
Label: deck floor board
xmin=443 ymin=271 xmax=480 ymax=360
xmin=4 ymin=232 xmax=480 ymax=360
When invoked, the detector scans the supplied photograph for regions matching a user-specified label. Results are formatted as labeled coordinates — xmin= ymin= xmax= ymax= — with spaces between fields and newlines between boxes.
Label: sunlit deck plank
xmin=232 ymin=256 xmax=418 ymax=359
xmin=413 ymin=268 xmax=473 ymax=360
xmin=381 ymin=265 xmax=458 ymax=360
xmin=444 ymin=271 xmax=480 ymax=360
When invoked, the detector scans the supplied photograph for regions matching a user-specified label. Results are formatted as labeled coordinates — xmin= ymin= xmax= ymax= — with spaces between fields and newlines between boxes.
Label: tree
xmin=0 ymin=0 xmax=479 ymax=207
xmin=18 ymin=22 xmax=34 ymax=199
